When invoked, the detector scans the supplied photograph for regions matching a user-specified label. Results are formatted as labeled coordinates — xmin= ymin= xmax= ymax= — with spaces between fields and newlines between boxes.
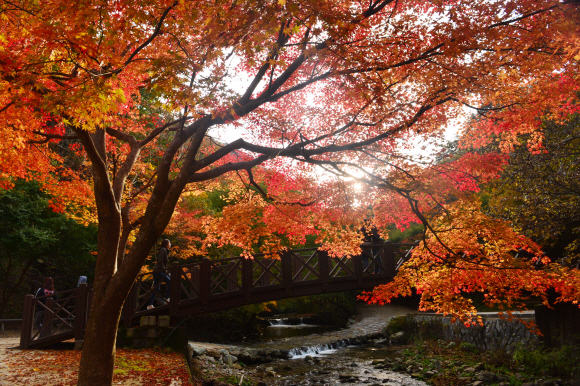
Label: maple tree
xmin=1 ymin=0 xmax=580 ymax=384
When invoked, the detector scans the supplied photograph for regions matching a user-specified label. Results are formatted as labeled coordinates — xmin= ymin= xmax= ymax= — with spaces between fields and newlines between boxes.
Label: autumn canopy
xmin=1 ymin=0 xmax=579 ymax=384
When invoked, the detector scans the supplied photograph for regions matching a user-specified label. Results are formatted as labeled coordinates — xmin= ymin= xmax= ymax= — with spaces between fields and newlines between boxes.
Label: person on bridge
xmin=147 ymin=239 xmax=172 ymax=310
xmin=34 ymin=277 xmax=58 ymax=336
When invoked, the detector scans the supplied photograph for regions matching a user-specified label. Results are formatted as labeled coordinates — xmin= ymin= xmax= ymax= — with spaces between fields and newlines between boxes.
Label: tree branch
xmin=188 ymin=155 xmax=269 ymax=183
xmin=123 ymin=2 xmax=178 ymax=66
xmin=30 ymin=131 xmax=79 ymax=144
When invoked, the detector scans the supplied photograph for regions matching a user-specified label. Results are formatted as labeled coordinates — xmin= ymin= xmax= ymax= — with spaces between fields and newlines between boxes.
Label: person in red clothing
xmin=147 ymin=239 xmax=171 ymax=310
xmin=34 ymin=277 xmax=57 ymax=335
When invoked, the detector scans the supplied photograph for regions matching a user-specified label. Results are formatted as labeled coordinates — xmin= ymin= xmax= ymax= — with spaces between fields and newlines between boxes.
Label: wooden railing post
xmin=170 ymin=262 xmax=181 ymax=316
xmin=43 ymin=297 xmax=54 ymax=337
xmin=282 ymin=251 xmax=293 ymax=295
xmin=383 ymin=241 xmax=395 ymax=276
xmin=75 ymin=284 xmax=88 ymax=340
xmin=318 ymin=250 xmax=329 ymax=292
xmin=353 ymin=254 xmax=363 ymax=285
xmin=122 ymin=283 xmax=136 ymax=328
xmin=200 ymin=257 xmax=211 ymax=307
xmin=20 ymin=294 xmax=34 ymax=349
xmin=242 ymin=257 xmax=253 ymax=302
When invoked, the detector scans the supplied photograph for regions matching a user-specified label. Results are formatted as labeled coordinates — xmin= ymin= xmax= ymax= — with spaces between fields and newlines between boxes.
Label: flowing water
xmin=243 ymin=305 xmax=428 ymax=385
xmin=255 ymin=345 xmax=428 ymax=385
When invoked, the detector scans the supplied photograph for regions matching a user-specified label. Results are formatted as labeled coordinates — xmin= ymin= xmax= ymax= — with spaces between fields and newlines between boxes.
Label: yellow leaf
xmin=278 ymin=0 xmax=286 ymax=5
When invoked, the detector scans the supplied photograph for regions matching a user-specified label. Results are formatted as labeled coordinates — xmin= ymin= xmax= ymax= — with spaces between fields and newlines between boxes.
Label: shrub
xmin=513 ymin=345 xmax=580 ymax=379
xmin=459 ymin=342 xmax=478 ymax=353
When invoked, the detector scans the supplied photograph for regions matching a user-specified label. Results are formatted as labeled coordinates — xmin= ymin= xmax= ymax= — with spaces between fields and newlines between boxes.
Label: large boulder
xmin=278 ymin=349 xmax=291 ymax=359
xmin=380 ymin=325 xmax=389 ymax=338
xmin=223 ymin=354 xmax=237 ymax=365
xmin=238 ymin=349 xmax=259 ymax=364
xmin=206 ymin=349 xmax=222 ymax=359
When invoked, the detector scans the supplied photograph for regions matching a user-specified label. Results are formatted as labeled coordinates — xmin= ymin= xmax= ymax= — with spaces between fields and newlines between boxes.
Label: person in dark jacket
xmin=34 ymin=277 xmax=57 ymax=334
xmin=147 ymin=239 xmax=172 ymax=310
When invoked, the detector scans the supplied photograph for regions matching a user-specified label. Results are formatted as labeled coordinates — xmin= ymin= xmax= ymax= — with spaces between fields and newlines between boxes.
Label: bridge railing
xmin=20 ymin=283 xmax=90 ymax=349
xmin=121 ymin=241 xmax=418 ymax=325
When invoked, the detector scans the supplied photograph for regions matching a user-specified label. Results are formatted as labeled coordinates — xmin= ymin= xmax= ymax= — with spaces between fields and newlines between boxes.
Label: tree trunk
xmin=76 ymin=235 xmax=126 ymax=386
xmin=76 ymin=216 xmax=164 ymax=384
xmin=76 ymin=177 xmax=124 ymax=385
xmin=74 ymin=126 xmax=187 ymax=385
xmin=76 ymin=292 xmax=123 ymax=385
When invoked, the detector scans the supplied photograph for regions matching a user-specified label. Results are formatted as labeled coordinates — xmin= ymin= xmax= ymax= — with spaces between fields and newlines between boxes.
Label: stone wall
xmin=409 ymin=313 xmax=539 ymax=352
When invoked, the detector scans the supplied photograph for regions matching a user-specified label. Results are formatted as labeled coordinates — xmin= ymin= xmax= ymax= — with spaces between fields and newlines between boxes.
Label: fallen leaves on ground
xmin=4 ymin=347 xmax=193 ymax=385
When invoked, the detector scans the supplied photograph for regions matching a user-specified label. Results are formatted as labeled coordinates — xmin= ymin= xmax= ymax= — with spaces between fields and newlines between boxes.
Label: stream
xmin=249 ymin=345 xmax=428 ymax=385
xmin=226 ymin=304 xmax=428 ymax=385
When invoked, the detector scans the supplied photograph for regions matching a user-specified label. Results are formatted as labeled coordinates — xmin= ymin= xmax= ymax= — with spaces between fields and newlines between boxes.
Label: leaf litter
xmin=3 ymin=345 xmax=193 ymax=386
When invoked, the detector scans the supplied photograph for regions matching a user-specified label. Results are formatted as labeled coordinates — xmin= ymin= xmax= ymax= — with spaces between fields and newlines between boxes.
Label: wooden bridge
xmin=20 ymin=241 xmax=417 ymax=349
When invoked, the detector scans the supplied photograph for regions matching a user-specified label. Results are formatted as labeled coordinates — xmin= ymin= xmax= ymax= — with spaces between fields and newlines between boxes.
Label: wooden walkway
xmin=20 ymin=242 xmax=417 ymax=349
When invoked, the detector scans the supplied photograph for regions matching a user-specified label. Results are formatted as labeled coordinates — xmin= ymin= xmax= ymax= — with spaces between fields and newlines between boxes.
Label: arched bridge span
xmin=20 ymin=242 xmax=417 ymax=349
